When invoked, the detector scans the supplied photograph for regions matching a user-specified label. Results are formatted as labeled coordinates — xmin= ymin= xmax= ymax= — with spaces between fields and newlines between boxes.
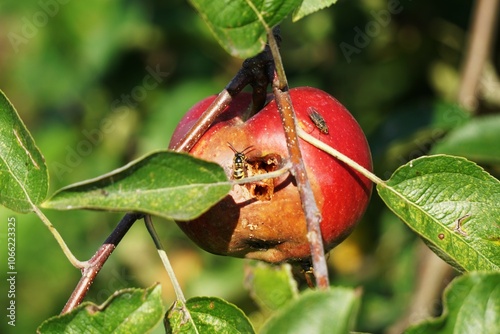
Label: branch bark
xmin=61 ymin=213 xmax=143 ymax=314
xmin=268 ymin=30 xmax=329 ymax=289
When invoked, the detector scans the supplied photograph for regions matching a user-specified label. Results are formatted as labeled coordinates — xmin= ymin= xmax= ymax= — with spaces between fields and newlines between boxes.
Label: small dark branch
xmin=268 ymin=25 xmax=329 ymax=289
xmin=242 ymin=45 xmax=275 ymax=114
xmin=457 ymin=0 xmax=499 ymax=111
xmin=172 ymin=45 xmax=275 ymax=153
xmin=225 ymin=68 xmax=254 ymax=96
xmin=61 ymin=212 xmax=143 ymax=314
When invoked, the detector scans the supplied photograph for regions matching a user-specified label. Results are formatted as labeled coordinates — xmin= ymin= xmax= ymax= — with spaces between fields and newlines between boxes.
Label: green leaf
xmin=405 ymin=272 xmax=500 ymax=334
xmin=431 ymin=115 xmax=500 ymax=165
xmin=260 ymin=288 xmax=360 ymax=334
xmin=293 ymin=0 xmax=338 ymax=22
xmin=37 ymin=284 xmax=164 ymax=334
xmin=244 ymin=262 xmax=298 ymax=312
xmin=164 ymin=300 xmax=194 ymax=333
xmin=189 ymin=0 xmax=302 ymax=58
xmin=377 ymin=155 xmax=500 ymax=272
xmin=165 ymin=296 xmax=255 ymax=333
xmin=430 ymin=101 xmax=470 ymax=130
xmin=0 ymin=90 xmax=48 ymax=212
xmin=42 ymin=151 xmax=231 ymax=221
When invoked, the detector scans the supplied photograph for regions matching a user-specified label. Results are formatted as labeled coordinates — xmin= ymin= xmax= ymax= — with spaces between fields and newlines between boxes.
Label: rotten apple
xmin=169 ymin=87 xmax=372 ymax=263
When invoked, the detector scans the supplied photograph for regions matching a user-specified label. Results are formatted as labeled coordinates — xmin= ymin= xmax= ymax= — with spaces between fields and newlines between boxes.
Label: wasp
xmin=227 ymin=142 xmax=254 ymax=180
xmin=308 ymin=107 xmax=329 ymax=134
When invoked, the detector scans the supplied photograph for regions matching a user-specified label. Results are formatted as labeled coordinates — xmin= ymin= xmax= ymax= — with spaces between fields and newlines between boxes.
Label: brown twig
xmin=268 ymin=30 xmax=329 ymax=289
xmin=61 ymin=212 xmax=143 ymax=314
xmin=172 ymin=89 xmax=234 ymax=152
xmin=457 ymin=0 xmax=500 ymax=111
xmin=172 ymin=46 xmax=274 ymax=153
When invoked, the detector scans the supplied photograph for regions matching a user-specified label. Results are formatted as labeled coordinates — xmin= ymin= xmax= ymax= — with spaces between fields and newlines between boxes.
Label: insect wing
xmin=308 ymin=107 xmax=329 ymax=134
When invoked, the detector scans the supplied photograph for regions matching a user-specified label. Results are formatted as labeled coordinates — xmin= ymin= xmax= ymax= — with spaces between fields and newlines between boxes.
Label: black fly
xmin=308 ymin=107 xmax=329 ymax=134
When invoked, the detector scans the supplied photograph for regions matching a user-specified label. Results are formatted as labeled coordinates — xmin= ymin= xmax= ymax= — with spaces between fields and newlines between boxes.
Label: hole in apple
xmin=245 ymin=153 xmax=283 ymax=201
xmin=248 ymin=182 xmax=273 ymax=201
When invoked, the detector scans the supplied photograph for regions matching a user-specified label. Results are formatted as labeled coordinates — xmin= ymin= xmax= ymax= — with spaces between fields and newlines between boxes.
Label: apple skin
xmin=169 ymin=87 xmax=372 ymax=263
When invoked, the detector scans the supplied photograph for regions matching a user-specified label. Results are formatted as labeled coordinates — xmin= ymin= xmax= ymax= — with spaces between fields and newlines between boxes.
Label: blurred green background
xmin=1 ymin=0 xmax=498 ymax=333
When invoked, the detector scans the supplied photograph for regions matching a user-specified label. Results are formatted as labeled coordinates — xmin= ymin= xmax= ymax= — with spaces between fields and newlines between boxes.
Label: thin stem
xmin=144 ymin=215 xmax=186 ymax=303
xmin=297 ymin=128 xmax=384 ymax=185
xmin=233 ymin=162 xmax=292 ymax=184
xmin=8 ymin=154 xmax=83 ymax=269
xmin=61 ymin=212 xmax=142 ymax=314
xmin=32 ymin=206 xmax=87 ymax=269
xmin=268 ymin=30 xmax=330 ymax=289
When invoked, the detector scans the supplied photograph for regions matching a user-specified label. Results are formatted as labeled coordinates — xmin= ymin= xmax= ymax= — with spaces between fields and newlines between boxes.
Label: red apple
xmin=169 ymin=87 xmax=372 ymax=263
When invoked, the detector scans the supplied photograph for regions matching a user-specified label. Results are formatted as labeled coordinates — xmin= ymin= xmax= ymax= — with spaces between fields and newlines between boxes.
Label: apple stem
xmin=267 ymin=29 xmax=330 ymax=290
xmin=297 ymin=128 xmax=385 ymax=185
xmin=61 ymin=213 xmax=143 ymax=314
xmin=144 ymin=215 xmax=186 ymax=303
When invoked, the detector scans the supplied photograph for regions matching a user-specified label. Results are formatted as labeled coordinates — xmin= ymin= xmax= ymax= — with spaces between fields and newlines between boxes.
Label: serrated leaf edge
xmin=377 ymin=155 xmax=500 ymax=272
xmin=36 ymin=284 xmax=163 ymax=333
